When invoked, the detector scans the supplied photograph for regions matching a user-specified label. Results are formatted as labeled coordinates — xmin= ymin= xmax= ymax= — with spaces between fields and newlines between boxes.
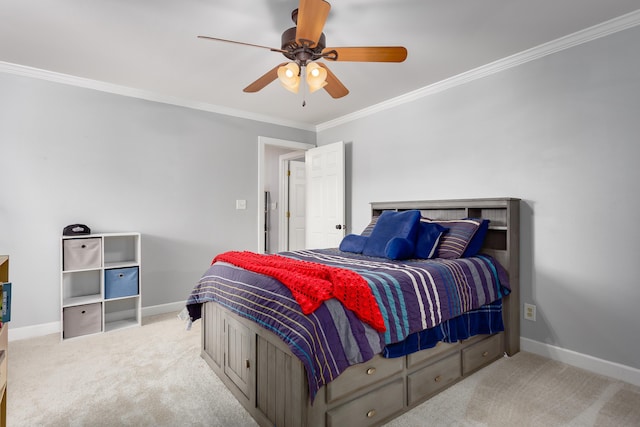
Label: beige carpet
xmin=8 ymin=312 xmax=640 ymax=426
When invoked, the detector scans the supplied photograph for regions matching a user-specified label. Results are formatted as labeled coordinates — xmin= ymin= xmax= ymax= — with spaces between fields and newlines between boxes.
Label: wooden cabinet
xmin=0 ymin=255 xmax=10 ymax=426
xmin=462 ymin=332 xmax=504 ymax=375
xmin=60 ymin=233 xmax=141 ymax=340
xmin=407 ymin=352 xmax=461 ymax=405
xmin=223 ymin=315 xmax=253 ymax=399
xmin=326 ymin=379 xmax=404 ymax=427
xmin=201 ymin=301 xmax=506 ymax=427
xmin=326 ymin=354 xmax=403 ymax=403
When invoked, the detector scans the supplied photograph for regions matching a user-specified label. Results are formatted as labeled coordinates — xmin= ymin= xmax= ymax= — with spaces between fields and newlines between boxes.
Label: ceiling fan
xmin=198 ymin=0 xmax=407 ymax=99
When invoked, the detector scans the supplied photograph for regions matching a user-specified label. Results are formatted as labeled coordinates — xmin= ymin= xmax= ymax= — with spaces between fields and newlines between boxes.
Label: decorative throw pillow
xmin=385 ymin=237 xmax=415 ymax=260
xmin=339 ymin=234 xmax=369 ymax=254
xmin=462 ymin=219 xmax=490 ymax=257
xmin=362 ymin=210 xmax=421 ymax=258
xmin=414 ymin=221 xmax=448 ymax=259
xmin=421 ymin=218 xmax=481 ymax=259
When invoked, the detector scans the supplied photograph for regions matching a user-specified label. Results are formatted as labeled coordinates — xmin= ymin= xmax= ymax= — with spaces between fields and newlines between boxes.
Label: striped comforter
xmin=186 ymin=248 xmax=510 ymax=399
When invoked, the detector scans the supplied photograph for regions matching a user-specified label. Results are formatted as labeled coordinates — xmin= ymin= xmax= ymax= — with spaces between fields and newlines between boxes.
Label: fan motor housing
xmin=281 ymin=26 xmax=326 ymax=64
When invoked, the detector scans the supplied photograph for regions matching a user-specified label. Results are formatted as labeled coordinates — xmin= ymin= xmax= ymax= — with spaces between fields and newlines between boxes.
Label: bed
xmin=187 ymin=198 xmax=520 ymax=427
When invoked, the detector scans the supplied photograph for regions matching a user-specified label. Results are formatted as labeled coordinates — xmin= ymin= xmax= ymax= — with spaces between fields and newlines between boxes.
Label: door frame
xmin=278 ymin=151 xmax=306 ymax=252
xmin=257 ymin=136 xmax=314 ymax=253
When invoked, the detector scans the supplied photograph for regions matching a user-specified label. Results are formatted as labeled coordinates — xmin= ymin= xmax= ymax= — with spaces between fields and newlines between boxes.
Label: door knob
xmin=335 ymin=224 xmax=342 ymax=230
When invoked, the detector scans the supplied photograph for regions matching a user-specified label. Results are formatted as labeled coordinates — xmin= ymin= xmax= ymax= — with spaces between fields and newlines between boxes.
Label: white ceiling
xmin=1 ymin=0 xmax=639 ymax=129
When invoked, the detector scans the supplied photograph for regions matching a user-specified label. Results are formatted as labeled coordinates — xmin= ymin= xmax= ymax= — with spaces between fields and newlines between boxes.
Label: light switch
xmin=236 ymin=199 xmax=247 ymax=210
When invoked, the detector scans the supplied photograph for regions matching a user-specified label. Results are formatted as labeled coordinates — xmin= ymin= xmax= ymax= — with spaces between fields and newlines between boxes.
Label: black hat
xmin=63 ymin=224 xmax=91 ymax=236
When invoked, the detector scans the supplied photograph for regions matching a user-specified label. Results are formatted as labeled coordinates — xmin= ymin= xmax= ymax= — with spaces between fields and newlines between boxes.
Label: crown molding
xmin=0 ymin=61 xmax=316 ymax=132
xmin=2 ymin=9 xmax=638 ymax=134
xmin=316 ymin=8 xmax=640 ymax=132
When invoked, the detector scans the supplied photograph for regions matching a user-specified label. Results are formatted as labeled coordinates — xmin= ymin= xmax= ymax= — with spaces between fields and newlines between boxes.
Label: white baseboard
xmin=7 ymin=301 xmax=186 ymax=342
xmin=8 ymin=321 xmax=60 ymax=342
xmin=141 ymin=301 xmax=185 ymax=317
xmin=521 ymin=337 xmax=640 ymax=388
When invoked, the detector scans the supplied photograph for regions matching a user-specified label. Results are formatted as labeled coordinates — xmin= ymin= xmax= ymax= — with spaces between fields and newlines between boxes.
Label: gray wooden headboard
xmin=370 ymin=197 xmax=521 ymax=355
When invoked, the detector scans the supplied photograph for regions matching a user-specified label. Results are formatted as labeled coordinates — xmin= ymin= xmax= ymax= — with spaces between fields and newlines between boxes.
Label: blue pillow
xmin=415 ymin=222 xmax=448 ymax=259
xmin=362 ymin=210 xmax=421 ymax=258
xmin=385 ymin=237 xmax=415 ymax=260
xmin=339 ymin=234 xmax=369 ymax=254
xmin=422 ymin=218 xmax=481 ymax=259
xmin=462 ymin=219 xmax=490 ymax=257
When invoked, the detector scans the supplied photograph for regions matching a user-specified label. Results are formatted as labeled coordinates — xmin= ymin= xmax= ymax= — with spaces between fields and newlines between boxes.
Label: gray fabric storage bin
xmin=63 ymin=303 xmax=102 ymax=338
xmin=63 ymin=238 xmax=101 ymax=271
xmin=105 ymin=267 xmax=139 ymax=299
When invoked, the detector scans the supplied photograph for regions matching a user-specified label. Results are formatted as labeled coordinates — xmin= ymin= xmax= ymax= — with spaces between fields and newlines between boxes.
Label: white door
xmin=288 ymin=160 xmax=307 ymax=251
xmin=305 ymin=141 xmax=346 ymax=249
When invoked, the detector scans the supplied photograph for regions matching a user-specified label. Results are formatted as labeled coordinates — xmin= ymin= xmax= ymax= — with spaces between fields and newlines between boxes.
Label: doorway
xmin=257 ymin=137 xmax=314 ymax=253
xmin=279 ymin=152 xmax=307 ymax=252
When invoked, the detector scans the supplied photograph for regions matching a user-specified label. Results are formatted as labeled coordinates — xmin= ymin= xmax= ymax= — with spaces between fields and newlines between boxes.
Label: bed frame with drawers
xmin=200 ymin=198 xmax=520 ymax=427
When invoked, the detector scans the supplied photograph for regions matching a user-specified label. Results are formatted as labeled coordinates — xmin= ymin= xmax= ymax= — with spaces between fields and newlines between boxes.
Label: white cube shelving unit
xmin=60 ymin=232 xmax=141 ymax=340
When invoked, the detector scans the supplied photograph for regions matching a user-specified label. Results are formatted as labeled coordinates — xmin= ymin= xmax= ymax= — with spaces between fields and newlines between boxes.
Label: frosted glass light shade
xmin=277 ymin=62 xmax=300 ymax=93
xmin=306 ymin=62 xmax=327 ymax=93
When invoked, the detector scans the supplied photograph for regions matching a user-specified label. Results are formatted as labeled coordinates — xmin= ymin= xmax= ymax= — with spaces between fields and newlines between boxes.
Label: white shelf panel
xmin=62 ymin=267 xmax=102 ymax=274
xmin=104 ymin=261 xmax=139 ymax=269
xmin=105 ymin=318 xmax=139 ymax=333
xmin=63 ymin=294 xmax=102 ymax=307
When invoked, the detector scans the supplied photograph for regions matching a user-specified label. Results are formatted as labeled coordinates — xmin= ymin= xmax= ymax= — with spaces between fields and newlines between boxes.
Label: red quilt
xmin=213 ymin=251 xmax=386 ymax=332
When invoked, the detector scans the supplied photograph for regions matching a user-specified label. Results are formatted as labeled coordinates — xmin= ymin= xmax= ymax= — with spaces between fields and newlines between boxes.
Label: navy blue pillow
xmin=362 ymin=210 xmax=421 ymax=258
xmin=462 ymin=219 xmax=490 ymax=257
xmin=415 ymin=222 xmax=448 ymax=259
xmin=339 ymin=234 xmax=368 ymax=254
xmin=422 ymin=218 xmax=481 ymax=259
xmin=385 ymin=237 xmax=415 ymax=260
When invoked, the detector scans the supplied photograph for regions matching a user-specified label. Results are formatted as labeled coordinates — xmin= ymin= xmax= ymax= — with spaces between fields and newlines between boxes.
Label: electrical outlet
xmin=524 ymin=303 xmax=536 ymax=321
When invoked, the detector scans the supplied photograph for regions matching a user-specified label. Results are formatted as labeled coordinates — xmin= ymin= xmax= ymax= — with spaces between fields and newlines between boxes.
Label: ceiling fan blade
xmin=317 ymin=63 xmax=348 ymax=98
xmin=243 ymin=63 xmax=287 ymax=93
xmin=322 ymin=46 xmax=408 ymax=62
xmin=295 ymin=0 xmax=331 ymax=47
xmin=198 ymin=36 xmax=288 ymax=54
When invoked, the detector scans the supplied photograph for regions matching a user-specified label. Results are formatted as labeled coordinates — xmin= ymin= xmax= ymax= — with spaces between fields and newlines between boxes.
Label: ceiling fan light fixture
xmin=277 ymin=62 xmax=301 ymax=93
xmin=306 ymin=62 xmax=327 ymax=93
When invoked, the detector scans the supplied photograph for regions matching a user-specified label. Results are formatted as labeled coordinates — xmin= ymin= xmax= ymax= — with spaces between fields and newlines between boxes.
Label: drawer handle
xmin=245 ymin=359 xmax=250 ymax=369
xmin=366 ymin=367 xmax=376 ymax=375
xmin=81 ymin=244 xmax=86 ymax=249
xmin=482 ymin=351 xmax=489 ymax=357
xmin=366 ymin=409 xmax=376 ymax=418
xmin=434 ymin=375 xmax=442 ymax=383
xmin=119 ymin=273 xmax=124 ymax=278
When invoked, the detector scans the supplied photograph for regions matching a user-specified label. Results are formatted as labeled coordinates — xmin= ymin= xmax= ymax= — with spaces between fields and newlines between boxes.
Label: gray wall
xmin=318 ymin=26 xmax=640 ymax=370
xmin=0 ymin=73 xmax=314 ymax=328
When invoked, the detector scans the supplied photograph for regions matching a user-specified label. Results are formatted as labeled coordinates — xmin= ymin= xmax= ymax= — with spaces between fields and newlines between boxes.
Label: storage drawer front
xmin=105 ymin=267 xmax=139 ymax=299
xmin=327 ymin=378 xmax=404 ymax=427
xmin=462 ymin=333 xmax=503 ymax=375
xmin=63 ymin=238 xmax=101 ymax=271
xmin=408 ymin=352 xmax=461 ymax=405
xmin=326 ymin=355 xmax=404 ymax=403
xmin=407 ymin=341 xmax=459 ymax=368
xmin=63 ymin=303 xmax=102 ymax=338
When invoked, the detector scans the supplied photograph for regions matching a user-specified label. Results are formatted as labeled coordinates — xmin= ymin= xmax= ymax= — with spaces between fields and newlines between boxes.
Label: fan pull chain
xmin=302 ymin=66 xmax=307 ymax=107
